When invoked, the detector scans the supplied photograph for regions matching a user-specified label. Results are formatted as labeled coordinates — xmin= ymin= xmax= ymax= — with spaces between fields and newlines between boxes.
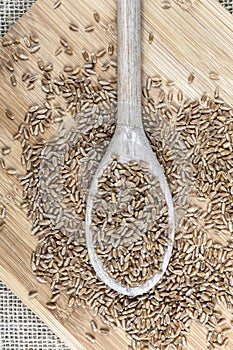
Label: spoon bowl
xmin=86 ymin=123 xmax=175 ymax=297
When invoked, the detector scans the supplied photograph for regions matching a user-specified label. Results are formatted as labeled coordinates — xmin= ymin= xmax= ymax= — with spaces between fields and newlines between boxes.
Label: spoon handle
xmin=117 ymin=0 xmax=143 ymax=129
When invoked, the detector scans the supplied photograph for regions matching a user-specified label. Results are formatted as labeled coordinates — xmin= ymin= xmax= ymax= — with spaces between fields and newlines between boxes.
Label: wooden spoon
xmin=85 ymin=0 xmax=175 ymax=297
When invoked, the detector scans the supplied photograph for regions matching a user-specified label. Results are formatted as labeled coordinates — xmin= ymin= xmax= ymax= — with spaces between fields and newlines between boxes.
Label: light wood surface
xmin=0 ymin=0 xmax=233 ymax=349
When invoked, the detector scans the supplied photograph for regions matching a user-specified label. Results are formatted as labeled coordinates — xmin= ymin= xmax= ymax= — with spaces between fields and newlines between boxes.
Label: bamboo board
xmin=0 ymin=0 xmax=232 ymax=349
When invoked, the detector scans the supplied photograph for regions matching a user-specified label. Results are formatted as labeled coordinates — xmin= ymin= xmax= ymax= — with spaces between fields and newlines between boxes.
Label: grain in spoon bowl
xmin=91 ymin=158 xmax=171 ymax=288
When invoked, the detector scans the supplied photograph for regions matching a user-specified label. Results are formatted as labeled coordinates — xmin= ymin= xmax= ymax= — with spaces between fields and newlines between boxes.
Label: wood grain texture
xmin=117 ymin=0 xmax=143 ymax=127
xmin=0 ymin=0 xmax=232 ymax=349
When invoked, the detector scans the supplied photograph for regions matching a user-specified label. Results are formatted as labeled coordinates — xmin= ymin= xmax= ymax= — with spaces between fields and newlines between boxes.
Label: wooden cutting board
xmin=0 ymin=0 xmax=233 ymax=349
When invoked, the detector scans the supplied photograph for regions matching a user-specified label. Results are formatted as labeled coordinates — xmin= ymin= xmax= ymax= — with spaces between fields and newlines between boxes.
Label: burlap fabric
xmin=0 ymin=283 xmax=70 ymax=349
xmin=219 ymin=0 xmax=233 ymax=12
xmin=0 ymin=0 xmax=232 ymax=349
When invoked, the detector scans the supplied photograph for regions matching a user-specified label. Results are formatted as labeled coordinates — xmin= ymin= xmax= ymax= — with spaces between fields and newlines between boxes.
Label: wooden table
xmin=0 ymin=0 xmax=232 ymax=349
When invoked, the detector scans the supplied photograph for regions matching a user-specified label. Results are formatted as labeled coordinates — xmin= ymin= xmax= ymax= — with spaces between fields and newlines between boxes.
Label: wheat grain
xmin=69 ymin=23 xmax=79 ymax=32
xmin=85 ymin=25 xmax=95 ymax=33
xmin=0 ymin=207 xmax=6 ymax=219
xmin=10 ymin=74 xmax=17 ymax=87
xmin=30 ymin=45 xmax=40 ymax=54
xmin=209 ymin=71 xmax=220 ymax=80
xmin=28 ymin=290 xmax=38 ymax=299
xmin=188 ymin=72 xmax=195 ymax=84
xmin=93 ymin=11 xmax=100 ymax=23
xmin=5 ymin=62 xmax=14 ymax=72
xmin=161 ymin=0 xmax=171 ymax=9
xmin=148 ymin=32 xmax=154 ymax=44
xmin=85 ymin=333 xmax=96 ymax=343
xmin=108 ymin=43 xmax=114 ymax=56
xmin=46 ymin=301 xmax=57 ymax=310
xmin=13 ymin=29 xmax=232 ymax=349
xmin=6 ymin=167 xmax=17 ymax=175
xmin=99 ymin=327 xmax=110 ymax=335
xmin=0 ymin=158 xmax=5 ymax=169
xmin=2 ymin=39 xmax=13 ymax=46
xmin=90 ymin=320 xmax=98 ymax=333
xmin=53 ymin=0 xmax=61 ymax=9
xmin=2 ymin=147 xmax=11 ymax=155
xmin=91 ymin=159 xmax=170 ymax=288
